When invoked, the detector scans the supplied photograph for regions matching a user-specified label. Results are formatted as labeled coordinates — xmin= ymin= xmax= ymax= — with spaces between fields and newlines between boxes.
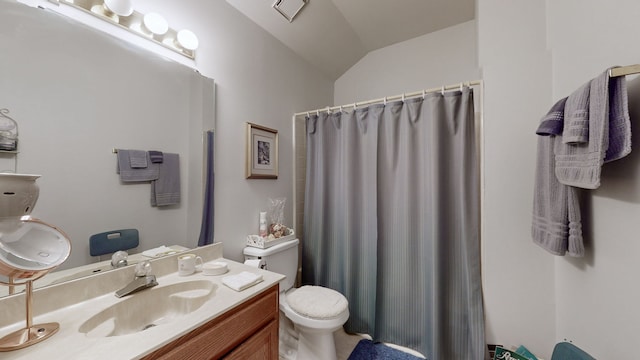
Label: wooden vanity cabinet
xmin=142 ymin=284 xmax=279 ymax=360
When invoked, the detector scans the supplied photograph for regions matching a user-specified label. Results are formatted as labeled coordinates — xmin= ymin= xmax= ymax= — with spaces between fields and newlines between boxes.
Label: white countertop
xmin=0 ymin=243 xmax=284 ymax=359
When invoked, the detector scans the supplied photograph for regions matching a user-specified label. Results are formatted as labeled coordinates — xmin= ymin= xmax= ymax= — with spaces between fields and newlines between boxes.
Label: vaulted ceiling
xmin=226 ymin=0 xmax=476 ymax=80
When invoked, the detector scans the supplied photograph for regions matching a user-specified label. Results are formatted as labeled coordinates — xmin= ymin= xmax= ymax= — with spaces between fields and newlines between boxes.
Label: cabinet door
xmin=224 ymin=320 xmax=278 ymax=360
xmin=142 ymin=284 xmax=279 ymax=360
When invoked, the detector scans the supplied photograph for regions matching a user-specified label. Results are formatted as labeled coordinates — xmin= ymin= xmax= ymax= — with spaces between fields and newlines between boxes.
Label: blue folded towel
xmin=148 ymin=150 xmax=164 ymax=164
xmin=151 ymin=153 xmax=180 ymax=207
xmin=117 ymin=150 xmax=159 ymax=182
xmin=536 ymin=97 xmax=567 ymax=136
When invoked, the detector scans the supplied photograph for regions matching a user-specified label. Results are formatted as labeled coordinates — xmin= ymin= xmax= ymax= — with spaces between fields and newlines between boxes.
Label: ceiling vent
xmin=272 ymin=0 xmax=308 ymax=23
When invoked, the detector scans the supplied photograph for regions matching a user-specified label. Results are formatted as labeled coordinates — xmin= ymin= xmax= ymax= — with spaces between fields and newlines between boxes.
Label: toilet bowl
xmin=243 ymin=239 xmax=350 ymax=360
xmin=280 ymin=286 xmax=349 ymax=360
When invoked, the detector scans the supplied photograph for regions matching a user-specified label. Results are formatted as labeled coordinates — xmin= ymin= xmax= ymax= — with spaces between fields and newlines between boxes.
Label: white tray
xmin=246 ymin=229 xmax=295 ymax=249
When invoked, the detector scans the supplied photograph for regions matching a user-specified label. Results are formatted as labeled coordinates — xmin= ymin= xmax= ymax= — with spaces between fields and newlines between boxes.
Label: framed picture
xmin=246 ymin=122 xmax=278 ymax=179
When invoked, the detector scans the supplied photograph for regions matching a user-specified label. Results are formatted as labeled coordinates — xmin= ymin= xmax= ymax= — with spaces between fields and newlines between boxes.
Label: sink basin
xmin=78 ymin=280 xmax=216 ymax=338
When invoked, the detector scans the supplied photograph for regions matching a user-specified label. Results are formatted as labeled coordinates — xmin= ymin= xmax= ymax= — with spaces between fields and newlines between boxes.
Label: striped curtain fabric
xmin=302 ymin=88 xmax=485 ymax=359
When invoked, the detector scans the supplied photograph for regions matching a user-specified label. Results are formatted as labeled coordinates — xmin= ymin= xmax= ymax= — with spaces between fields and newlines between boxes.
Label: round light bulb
xmin=143 ymin=12 xmax=168 ymax=36
xmin=103 ymin=0 xmax=134 ymax=17
xmin=176 ymin=29 xmax=199 ymax=51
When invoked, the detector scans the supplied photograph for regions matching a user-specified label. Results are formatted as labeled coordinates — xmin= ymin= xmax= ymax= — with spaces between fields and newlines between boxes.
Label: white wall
xmin=334 ymin=21 xmax=479 ymax=104
xmin=476 ymin=2 xmax=556 ymax=358
xmin=131 ymin=0 xmax=334 ymax=262
xmin=547 ymin=1 xmax=640 ymax=358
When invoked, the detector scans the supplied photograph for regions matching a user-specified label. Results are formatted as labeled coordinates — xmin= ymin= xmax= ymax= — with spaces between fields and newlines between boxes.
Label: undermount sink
xmin=78 ymin=280 xmax=216 ymax=338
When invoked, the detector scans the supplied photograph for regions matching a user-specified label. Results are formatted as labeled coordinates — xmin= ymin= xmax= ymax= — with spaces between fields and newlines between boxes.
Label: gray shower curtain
xmin=302 ymin=88 xmax=485 ymax=359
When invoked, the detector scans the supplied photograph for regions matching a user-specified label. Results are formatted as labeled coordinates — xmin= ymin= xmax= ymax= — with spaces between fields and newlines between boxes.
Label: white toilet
xmin=243 ymin=238 xmax=349 ymax=360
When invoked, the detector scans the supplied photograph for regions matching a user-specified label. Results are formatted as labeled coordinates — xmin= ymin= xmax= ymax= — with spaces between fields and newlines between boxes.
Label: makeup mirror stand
xmin=0 ymin=274 xmax=60 ymax=351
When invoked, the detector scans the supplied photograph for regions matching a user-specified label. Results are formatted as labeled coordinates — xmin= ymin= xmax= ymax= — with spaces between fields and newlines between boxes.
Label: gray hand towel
xmin=562 ymin=82 xmax=590 ymax=144
xmin=554 ymin=68 xmax=631 ymax=189
xmin=129 ymin=150 xmax=148 ymax=168
xmin=532 ymin=101 xmax=584 ymax=257
xmin=117 ymin=149 xmax=159 ymax=182
xmin=151 ymin=153 xmax=180 ymax=207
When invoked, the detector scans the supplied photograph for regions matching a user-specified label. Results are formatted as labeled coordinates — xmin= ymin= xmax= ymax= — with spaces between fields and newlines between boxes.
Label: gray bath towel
xmin=532 ymin=101 xmax=584 ymax=257
xmin=151 ymin=153 xmax=180 ymax=207
xmin=554 ymin=69 xmax=631 ymax=189
xmin=117 ymin=149 xmax=159 ymax=182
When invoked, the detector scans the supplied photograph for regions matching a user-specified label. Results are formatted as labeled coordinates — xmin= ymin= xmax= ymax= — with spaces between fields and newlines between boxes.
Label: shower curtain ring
xmin=441 ymin=86 xmax=445 ymax=95
xmin=402 ymin=93 xmax=405 ymax=102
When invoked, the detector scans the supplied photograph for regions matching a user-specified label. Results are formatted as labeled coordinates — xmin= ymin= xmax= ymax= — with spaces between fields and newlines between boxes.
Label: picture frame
xmin=246 ymin=122 xmax=278 ymax=179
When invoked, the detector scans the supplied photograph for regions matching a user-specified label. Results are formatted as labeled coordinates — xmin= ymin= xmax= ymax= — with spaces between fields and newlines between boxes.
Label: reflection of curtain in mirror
xmin=302 ymin=89 xmax=484 ymax=359
xmin=198 ymin=130 xmax=215 ymax=246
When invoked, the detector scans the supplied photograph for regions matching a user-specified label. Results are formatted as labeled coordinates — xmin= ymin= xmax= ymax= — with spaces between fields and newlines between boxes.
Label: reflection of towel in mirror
xmin=532 ymin=100 xmax=584 ymax=257
xmin=151 ymin=153 xmax=180 ymax=207
xmin=148 ymin=150 xmax=164 ymax=164
xmin=129 ymin=149 xmax=148 ymax=168
xmin=117 ymin=149 xmax=159 ymax=182
xmin=554 ymin=69 xmax=631 ymax=189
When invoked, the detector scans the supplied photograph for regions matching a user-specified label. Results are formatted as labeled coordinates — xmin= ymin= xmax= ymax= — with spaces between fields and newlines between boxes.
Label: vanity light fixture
xmin=56 ymin=0 xmax=199 ymax=59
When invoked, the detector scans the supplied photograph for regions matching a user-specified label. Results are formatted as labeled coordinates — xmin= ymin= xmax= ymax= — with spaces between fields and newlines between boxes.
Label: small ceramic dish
xmin=203 ymin=261 xmax=228 ymax=276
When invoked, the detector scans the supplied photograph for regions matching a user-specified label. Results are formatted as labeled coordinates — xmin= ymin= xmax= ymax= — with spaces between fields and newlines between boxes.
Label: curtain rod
xmin=609 ymin=64 xmax=640 ymax=77
xmin=294 ymin=79 xmax=482 ymax=117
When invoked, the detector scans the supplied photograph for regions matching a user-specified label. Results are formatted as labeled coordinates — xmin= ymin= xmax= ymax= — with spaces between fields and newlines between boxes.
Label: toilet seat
xmin=280 ymin=287 xmax=349 ymax=330
xmin=287 ymin=285 xmax=348 ymax=319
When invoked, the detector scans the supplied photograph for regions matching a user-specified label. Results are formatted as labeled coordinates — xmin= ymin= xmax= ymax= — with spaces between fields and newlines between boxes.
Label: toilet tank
xmin=243 ymin=238 xmax=299 ymax=291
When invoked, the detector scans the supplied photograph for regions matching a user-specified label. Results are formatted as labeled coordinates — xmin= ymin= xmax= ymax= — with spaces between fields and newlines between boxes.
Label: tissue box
xmin=246 ymin=229 xmax=295 ymax=249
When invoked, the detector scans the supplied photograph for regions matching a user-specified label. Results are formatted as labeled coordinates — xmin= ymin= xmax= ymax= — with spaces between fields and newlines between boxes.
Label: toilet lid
xmin=286 ymin=285 xmax=348 ymax=319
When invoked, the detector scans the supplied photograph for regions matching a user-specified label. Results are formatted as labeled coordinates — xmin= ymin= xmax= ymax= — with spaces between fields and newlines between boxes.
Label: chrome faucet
xmin=115 ymin=260 xmax=158 ymax=298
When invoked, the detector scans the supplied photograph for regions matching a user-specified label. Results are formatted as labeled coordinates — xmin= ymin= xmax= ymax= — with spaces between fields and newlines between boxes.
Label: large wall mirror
xmin=0 ymin=0 xmax=215 ymax=295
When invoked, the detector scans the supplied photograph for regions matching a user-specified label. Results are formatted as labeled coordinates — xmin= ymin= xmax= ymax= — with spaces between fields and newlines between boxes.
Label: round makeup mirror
xmin=0 ymin=174 xmax=72 ymax=351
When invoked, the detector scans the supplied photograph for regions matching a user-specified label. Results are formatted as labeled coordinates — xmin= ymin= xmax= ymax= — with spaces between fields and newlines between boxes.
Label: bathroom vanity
xmin=142 ymin=283 xmax=278 ymax=359
xmin=0 ymin=243 xmax=283 ymax=359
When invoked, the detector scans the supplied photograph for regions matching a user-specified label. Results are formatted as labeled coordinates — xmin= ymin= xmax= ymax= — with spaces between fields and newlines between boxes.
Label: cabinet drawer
xmin=143 ymin=284 xmax=279 ymax=360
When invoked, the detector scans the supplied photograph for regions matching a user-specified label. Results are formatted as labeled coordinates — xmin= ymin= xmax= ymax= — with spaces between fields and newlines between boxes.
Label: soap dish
xmin=203 ymin=261 xmax=228 ymax=276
